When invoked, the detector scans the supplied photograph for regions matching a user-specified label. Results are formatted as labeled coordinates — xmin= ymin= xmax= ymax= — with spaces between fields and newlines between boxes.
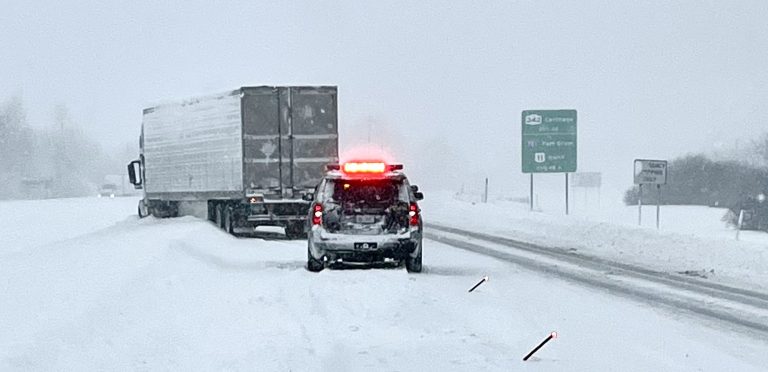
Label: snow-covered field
xmin=2 ymin=196 xmax=768 ymax=370
xmin=434 ymin=192 xmax=768 ymax=293
xmin=0 ymin=197 xmax=141 ymax=256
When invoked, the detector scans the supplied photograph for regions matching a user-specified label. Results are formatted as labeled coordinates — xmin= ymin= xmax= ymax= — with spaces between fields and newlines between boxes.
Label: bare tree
xmin=0 ymin=96 xmax=113 ymax=199
xmin=752 ymin=133 xmax=768 ymax=167
xmin=0 ymin=96 xmax=35 ymax=198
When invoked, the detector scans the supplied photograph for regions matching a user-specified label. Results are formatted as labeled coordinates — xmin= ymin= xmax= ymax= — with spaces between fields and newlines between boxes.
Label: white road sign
xmin=634 ymin=159 xmax=668 ymax=185
xmin=571 ymin=172 xmax=602 ymax=188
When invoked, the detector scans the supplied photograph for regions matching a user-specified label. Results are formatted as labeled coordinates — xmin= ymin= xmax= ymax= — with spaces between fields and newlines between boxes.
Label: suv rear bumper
xmin=309 ymin=228 xmax=422 ymax=262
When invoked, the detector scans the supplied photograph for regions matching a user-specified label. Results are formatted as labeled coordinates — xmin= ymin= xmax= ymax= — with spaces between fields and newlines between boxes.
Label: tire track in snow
xmin=427 ymin=223 xmax=768 ymax=310
xmin=168 ymin=239 xmax=304 ymax=272
xmin=425 ymin=226 xmax=768 ymax=340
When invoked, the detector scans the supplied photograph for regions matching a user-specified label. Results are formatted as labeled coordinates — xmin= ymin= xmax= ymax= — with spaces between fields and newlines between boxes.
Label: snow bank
xmin=0 ymin=197 xmax=140 ymax=256
xmin=2 ymin=196 xmax=767 ymax=370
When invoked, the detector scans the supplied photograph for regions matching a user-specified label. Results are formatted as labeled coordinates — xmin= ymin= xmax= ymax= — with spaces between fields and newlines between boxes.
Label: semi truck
xmin=127 ymin=86 xmax=339 ymax=238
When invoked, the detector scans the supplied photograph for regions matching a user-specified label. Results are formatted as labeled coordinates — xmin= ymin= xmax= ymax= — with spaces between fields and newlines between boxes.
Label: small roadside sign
xmin=634 ymin=159 xmax=667 ymax=185
xmin=634 ymin=159 xmax=668 ymax=229
xmin=571 ymin=172 xmax=601 ymax=188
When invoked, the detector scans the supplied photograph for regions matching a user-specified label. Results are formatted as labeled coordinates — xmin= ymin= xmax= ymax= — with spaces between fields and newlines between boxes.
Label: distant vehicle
xmin=127 ymin=86 xmax=339 ymax=239
xmin=306 ymin=161 xmax=424 ymax=272
xmin=98 ymin=183 xmax=118 ymax=198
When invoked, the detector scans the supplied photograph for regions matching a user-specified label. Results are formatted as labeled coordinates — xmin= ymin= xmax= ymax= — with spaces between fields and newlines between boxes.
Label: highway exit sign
xmin=522 ymin=110 xmax=577 ymax=173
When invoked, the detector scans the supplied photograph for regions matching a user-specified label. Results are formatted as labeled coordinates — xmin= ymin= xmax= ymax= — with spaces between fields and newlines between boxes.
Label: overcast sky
xmin=2 ymin=0 xmax=767 ymax=201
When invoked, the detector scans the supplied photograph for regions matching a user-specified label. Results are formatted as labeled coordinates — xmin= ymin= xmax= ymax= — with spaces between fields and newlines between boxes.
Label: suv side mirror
xmin=410 ymin=185 xmax=419 ymax=192
xmin=127 ymin=160 xmax=143 ymax=188
xmin=414 ymin=192 xmax=424 ymax=201
xmin=302 ymin=192 xmax=314 ymax=202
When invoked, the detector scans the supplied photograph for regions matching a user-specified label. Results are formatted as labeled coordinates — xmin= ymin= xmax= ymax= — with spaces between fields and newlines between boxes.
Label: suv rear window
xmin=322 ymin=179 xmax=408 ymax=207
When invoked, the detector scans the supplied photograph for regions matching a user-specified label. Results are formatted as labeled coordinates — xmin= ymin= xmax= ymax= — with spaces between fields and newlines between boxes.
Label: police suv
xmin=305 ymin=161 xmax=424 ymax=272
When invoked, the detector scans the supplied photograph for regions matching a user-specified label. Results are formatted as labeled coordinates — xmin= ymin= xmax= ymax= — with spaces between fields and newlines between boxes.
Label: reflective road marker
xmin=467 ymin=276 xmax=489 ymax=293
xmin=523 ymin=331 xmax=558 ymax=361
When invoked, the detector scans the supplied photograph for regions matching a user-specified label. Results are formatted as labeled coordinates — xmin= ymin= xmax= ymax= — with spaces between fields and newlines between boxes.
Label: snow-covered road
xmin=2 ymin=197 xmax=767 ymax=371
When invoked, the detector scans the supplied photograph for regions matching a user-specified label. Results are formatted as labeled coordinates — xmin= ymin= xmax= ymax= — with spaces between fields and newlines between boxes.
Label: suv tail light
xmin=409 ymin=202 xmax=420 ymax=226
xmin=312 ymin=204 xmax=323 ymax=225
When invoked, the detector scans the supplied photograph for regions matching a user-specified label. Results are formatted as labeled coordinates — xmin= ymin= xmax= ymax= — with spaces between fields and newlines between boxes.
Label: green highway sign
xmin=522 ymin=109 xmax=577 ymax=173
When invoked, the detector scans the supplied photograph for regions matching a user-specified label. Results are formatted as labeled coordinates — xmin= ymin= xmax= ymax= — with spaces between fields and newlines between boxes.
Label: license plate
xmin=356 ymin=215 xmax=375 ymax=224
xmin=354 ymin=242 xmax=377 ymax=250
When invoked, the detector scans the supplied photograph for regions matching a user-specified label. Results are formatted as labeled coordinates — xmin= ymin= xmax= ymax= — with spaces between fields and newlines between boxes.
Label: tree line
xmin=623 ymin=139 xmax=768 ymax=227
xmin=0 ymin=96 xmax=123 ymax=199
xmin=624 ymin=154 xmax=768 ymax=207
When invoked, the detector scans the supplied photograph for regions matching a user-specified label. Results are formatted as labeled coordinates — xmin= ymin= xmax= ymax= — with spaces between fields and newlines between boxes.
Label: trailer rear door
xmin=242 ymin=87 xmax=282 ymax=191
xmin=242 ymin=86 xmax=338 ymax=196
xmin=285 ymin=86 xmax=338 ymax=190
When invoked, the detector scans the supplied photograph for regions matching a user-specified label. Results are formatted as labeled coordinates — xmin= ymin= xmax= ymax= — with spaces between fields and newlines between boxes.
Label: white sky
xmin=2 ymin=0 xmax=767 ymax=201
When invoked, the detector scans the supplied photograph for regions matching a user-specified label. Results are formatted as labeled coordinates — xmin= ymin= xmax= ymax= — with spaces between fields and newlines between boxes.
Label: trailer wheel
xmin=215 ymin=204 xmax=223 ymax=228
xmin=147 ymin=200 xmax=178 ymax=218
xmin=224 ymin=207 xmax=234 ymax=235
xmin=285 ymin=222 xmax=305 ymax=240
xmin=167 ymin=201 xmax=179 ymax=218
xmin=147 ymin=201 xmax=162 ymax=218
xmin=207 ymin=201 xmax=215 ymax=221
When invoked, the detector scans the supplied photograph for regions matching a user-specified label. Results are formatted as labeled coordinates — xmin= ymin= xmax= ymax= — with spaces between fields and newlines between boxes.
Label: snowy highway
xmin=427 ymin=224 xmax=768 ymax=337
xmin=2 ymin=197 xmax=768 ymax=371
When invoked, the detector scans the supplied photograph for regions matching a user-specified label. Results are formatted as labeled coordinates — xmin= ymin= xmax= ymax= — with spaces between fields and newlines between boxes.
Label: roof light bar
xmin=343 ymin=162 xmax=387 ymax=173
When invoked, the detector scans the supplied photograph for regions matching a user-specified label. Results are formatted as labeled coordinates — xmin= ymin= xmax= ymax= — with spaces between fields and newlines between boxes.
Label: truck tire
xmin=224 ymin=207 xmax=234 ymax=235
xmin=307 ymin=247 xmax=324 ymax=272
xmin=147 ymin=201 xmax=164 ymax=218
xmin=147 ymin=200 xmax=178 ymax=218
xmin=167 ymin=201 xmax=179 ymax=218
xmin=137 ymin=200 xmax=149 ymax=218
xmin=215 ymin=204 xmax=224 ymax=228
xmin=285 ymin=222 xmax=305 ymax=240
xmin=207 ymin=201 xmax=215 ymax=222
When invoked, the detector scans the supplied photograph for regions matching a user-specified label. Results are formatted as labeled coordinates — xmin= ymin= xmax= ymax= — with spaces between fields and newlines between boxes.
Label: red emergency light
xmin=343 ymin=162 xmax=386 ymax=173
xmin=338 ymin=161 xmax=403 ymax=174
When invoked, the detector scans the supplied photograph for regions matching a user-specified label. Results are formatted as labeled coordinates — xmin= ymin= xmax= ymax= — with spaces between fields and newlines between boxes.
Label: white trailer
xmin=128 ymin=86 xmax=339 ymax=238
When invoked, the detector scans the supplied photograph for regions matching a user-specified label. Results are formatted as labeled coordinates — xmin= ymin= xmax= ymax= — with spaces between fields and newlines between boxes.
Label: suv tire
xmin=307 ymin=243 xmax=324 ymax=272
xmin=405 ymin=241 xmax=422 ymax=273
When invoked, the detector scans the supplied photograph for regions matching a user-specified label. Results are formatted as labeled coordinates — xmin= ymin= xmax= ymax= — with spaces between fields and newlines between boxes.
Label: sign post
xmin=634 ymin=159 xmax=668 ymax=229
xmin=529 ymin=174 xmax=534 ymax=211
xmin=638 ymin=184 xmax=643 ymax=226
xmin=522 ymin=110 xmax=577 ymax=215
xmin=656 ymin=184 xmax=661 ymax=229
xmin=565 ymin=174 xmax=569 ymax=215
